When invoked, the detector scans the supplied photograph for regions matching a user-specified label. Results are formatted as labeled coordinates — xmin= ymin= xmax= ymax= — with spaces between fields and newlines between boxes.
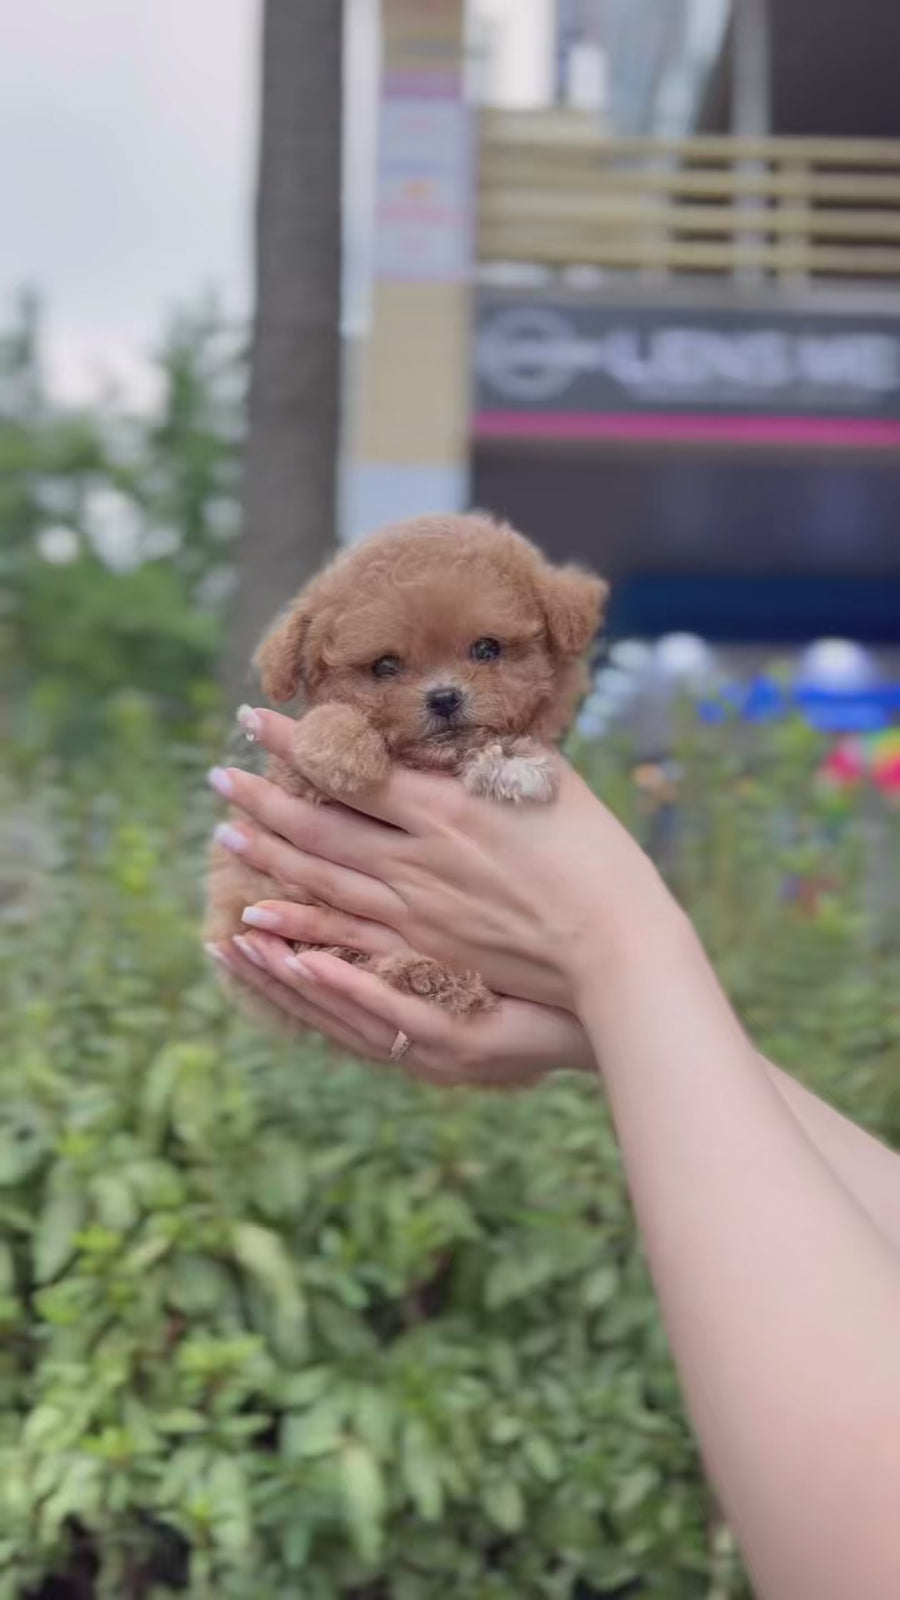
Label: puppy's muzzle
xmin=426 ymin=686 xmax=465 ymax=722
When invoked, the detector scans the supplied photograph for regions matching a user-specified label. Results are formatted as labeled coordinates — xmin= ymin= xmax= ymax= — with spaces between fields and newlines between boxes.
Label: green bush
xmin=1 ymin=706 xmax=897 ymax=1598
xmin=0 ymin=291 xmax=241 ymax=757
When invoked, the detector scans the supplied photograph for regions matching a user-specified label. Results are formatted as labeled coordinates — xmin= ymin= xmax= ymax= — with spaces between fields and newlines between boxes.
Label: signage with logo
xmin=475 ymin=295 xmax=900 ymax=447
xmin=374 ymin=99 xmax=471 ymax=281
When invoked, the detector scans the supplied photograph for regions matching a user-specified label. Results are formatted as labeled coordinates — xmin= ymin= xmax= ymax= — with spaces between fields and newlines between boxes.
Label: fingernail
xmin=204 ymin=941 xmax=234 ymax=970
xmin=285 ymin=954 xmax=318 ymax=982
xmin=242 ymin=905 xmax=280 ymax=930
xmin=213 ymin=822 xmax=247 ymax=854
xmin=237 ymin=704 xmax=262 ymax=740
xmin=234 ymin=935 xmax=267 ymax=970
xmin=207 ymin=766 xmax=234 ymax=799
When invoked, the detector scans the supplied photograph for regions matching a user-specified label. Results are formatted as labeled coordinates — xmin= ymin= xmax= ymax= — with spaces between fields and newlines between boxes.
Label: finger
xmin=237 ymin=934 xmax=497 ymax=1090
xmin=236 ymin=931 xmax=402 ymax=1057
xmin=241 ymin=899 xmax=409 ymax=958
xmin=207 ymin=940 xmax=383 ymax=1059
xmin=211 ymin=819 xmax=400 ymax=924
xmin=235 ymin=707 xmax=449 ymax=833
xmin=209 ymin=765 xmax=399 ymax=878
xmin=236 ymin=706 xmax=297 ymax=763
xmin=284 ymin=949 xmax=460 ymax=1048
xmin=279 ymin=952 xmax=519 ymax=1088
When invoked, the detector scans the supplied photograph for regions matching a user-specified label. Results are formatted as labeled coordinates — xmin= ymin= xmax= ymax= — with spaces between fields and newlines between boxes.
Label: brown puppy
xmin=205 ymin=512 xmax=607 ymax=1024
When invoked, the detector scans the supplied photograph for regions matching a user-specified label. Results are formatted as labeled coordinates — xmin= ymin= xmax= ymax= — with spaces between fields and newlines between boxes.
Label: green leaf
xmin=279 ymin=1366 xmax=332 ymax=1408
xmin=281 ymin=1397 xmax=345 ymax=1459
xmin=582 ymin=1264 xmax=619 ymax=1308
xmin=401 ymin=1419 xmax=444 ymax=1521
xmin=90 ymin=1171 xmax=138 ymax=1232
xmin=39 ymin=1458 xmax=102 ymax=1539
xmin=141 ymin=1043 xmax=185 ymax=1130
xmin=166 ymin=1253 xmax=232 ymax=1313
xmin=230 ymin=1222 xmax=306 ymax=1349
xmin=157 ymin=1409 xmax=208 ymax=1435
xmin=208 ymin=1457 xmax=252 ymax=1557
xmin=483 ymin=1479 xmax=525 ymax=1533
xmin=340 ymin=1440 xmax=385 ymax=1563
xmin=124 ymin=1234 xmax=171 ymax=1275
xmin=488 ymin=1413 xmax=523 ymax=1444
xmin=253 ymin=1132 xmax=310 ymax=1220
xmin=0 ymin=1243 xmax=15 ymax=1294
xmin=523 ymin=1435 xmax=561 ymax=1482
xmin=33 ymin=1187 xmax=86 ymax=1282
xmin=23 ymin=1404 xmax=66 ymax=1449
xmin=281 ymin=1518 xmax=313 ymax=1570
xmin=352 ymin=1386 xmax=395 ymax=1455
xmin=0 ymin=1102 xmax=49 ymax=1186
xmin=614 ymin=1466 xmax=659 ymax=1516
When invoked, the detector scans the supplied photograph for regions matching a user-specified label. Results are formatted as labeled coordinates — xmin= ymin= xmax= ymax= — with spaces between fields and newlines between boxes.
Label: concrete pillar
xmin=345 ymin=0 xmax=473 ymax=543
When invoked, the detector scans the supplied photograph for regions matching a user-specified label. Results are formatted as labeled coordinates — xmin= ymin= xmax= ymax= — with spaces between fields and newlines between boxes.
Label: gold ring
xmin=389 ymin=1030 xmax=412 ymax=1062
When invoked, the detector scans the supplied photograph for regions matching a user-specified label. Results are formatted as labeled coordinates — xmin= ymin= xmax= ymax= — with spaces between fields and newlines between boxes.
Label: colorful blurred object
xmin=798 ymin=639 xmax=878 ymax=693
xmin=870 ymin=729 xmax=900 ymax=795
xmin=698 ymin=674 xmax=900 ymax=734
xmin=817 ymin=729 xmax=900 ymax=802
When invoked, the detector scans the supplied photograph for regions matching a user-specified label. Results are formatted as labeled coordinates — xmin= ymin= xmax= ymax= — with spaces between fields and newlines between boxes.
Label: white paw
xmin=463 ymin=748 xmax=557 ymax=805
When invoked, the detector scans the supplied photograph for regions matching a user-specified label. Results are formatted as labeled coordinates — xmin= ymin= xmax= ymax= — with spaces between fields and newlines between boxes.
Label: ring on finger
xmin=389 ymin=1029 xmax=412 ymax=1062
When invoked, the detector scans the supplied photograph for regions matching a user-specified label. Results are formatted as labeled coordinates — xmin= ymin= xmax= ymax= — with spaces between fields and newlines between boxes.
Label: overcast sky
xmin=0 ymin=0 xmax=261 ymax=402
xmin=0 ymin=0 xmax=551 ymax=406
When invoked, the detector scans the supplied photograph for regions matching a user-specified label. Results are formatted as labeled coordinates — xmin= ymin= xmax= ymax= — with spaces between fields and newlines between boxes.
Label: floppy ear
xmin=253 ymin=597 xmax=312 ymax=704
xmin=541 ymin=567 xmax=609 ymax=656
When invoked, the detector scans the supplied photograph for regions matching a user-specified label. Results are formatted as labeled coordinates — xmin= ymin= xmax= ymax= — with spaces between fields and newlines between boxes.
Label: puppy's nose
xmin=426 ymin=686 xmax=464 ymax=720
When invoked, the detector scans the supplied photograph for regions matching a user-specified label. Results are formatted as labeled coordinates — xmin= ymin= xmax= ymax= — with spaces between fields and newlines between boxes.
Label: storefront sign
xmin=475 ymin=295 xmax=900 ymax=446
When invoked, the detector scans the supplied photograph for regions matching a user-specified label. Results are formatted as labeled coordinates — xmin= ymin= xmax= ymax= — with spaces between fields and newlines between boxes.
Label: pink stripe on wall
xmin=384 ymin=70 xmax=461 ymax=98
xmin=474 ymin=411 xmax=900 ymax=449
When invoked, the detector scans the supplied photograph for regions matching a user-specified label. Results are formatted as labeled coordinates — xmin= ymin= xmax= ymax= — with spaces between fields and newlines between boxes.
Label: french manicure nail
xmin=242 ymin=905 xmax=280 ymax=930
xmin=213 ymin=822 xmax=247 ymax=854
xmin=234 ymin=935 xmax=267 ymax=970
xmin=204 ymin=941 xmax=234 ymax=970
xmin=207 ymin=766 xmax=234 ymax=799
xmin=285 ymin=954 xmax=318 ymax=982
xmin=237 ymin=704 xmax=262 ymax=740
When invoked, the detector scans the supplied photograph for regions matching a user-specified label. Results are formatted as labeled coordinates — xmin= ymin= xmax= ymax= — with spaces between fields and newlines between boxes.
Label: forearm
xmin=764 ymin=1061 xmax=900 ymax=1257
xmin=574 ymin=886 xmax=900 ymax=1600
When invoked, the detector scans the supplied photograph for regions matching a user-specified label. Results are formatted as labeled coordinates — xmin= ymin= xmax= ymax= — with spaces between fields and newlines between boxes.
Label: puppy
xmin=205 ymin=512 xmax=607 ymax=1024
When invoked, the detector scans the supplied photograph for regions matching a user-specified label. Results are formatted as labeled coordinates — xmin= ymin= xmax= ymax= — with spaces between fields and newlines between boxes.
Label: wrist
xmin=563 ymin=855 xmax=690 ymax=1021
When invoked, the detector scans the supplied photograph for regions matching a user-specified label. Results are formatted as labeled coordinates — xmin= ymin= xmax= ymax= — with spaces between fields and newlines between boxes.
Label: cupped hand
xmin=208 ymin=707 xmax=659 ymax=1014
xmin=209 ymin=921 xmax=596 ymax=1088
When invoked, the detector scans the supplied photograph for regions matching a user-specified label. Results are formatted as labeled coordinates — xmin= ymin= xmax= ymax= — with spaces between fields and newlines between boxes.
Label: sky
xmin=0 ymin=0 xmax=260 ymax=404
xmin=0 ymin=0 xmax=554 ymax=408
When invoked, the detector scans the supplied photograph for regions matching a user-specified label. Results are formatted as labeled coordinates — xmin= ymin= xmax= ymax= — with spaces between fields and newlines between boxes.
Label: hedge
xmin=1 ymin=704 xmax=896 ymax=1598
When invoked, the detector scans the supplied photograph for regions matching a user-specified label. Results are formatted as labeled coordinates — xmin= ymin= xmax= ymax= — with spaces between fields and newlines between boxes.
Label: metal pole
xmin=732 ymin=0 xmax=771 ymax=139
xmin=731 ymin=0 xmax=772 ymax=282
xmin=555 ymin=0 xmax=581 ymax=105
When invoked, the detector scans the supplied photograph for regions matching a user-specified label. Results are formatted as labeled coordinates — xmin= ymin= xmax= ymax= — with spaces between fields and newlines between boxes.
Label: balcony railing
xmin=479 ymin=110 xmax=900 ymax=282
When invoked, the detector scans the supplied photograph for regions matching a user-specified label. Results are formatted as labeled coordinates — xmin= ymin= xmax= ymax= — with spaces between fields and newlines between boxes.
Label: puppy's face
xmin=255 ymin=515 xmax=607 ymax=764
xmin=306 ymin=569 xmax=559 ymax=760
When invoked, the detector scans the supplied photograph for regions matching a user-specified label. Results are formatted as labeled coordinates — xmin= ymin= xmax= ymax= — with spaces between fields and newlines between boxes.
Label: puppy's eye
xmin=372 ymin=654 xmax=402 ymax=679
xmin=471 ymin=637 xmax=502 ymax=663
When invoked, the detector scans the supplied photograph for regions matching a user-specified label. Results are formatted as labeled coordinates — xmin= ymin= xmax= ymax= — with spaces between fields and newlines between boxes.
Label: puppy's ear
xmin=253 ymin=597 xmax=312 ymax=704
xmin=541 ymin=566 xmax=609 ymax=656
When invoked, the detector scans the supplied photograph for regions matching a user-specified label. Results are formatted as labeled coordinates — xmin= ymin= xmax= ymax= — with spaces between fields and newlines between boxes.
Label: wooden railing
xmin=479 ymin=110 xmax=900 ymax=282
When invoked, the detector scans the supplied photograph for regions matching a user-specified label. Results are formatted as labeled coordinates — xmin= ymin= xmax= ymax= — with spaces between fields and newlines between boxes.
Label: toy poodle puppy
xmin=205 ymin=512 xmax=607 ymax=1025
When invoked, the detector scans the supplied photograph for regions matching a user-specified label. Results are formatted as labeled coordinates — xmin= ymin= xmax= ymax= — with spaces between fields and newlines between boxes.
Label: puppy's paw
xmin=463 ymin=742 xmax=558 ymax=805
xmin=368 ymin=953 xmax=497 ymax=1016
xmin=292 ymin=704 xmax=390 ymax=798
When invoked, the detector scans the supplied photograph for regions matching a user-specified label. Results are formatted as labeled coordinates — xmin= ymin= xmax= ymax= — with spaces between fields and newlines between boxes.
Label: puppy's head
xmin=255 ymin=514 xmax=607 ymax=763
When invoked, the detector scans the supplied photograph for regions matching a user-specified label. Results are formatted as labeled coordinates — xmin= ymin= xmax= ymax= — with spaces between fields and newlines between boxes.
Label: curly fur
xmin=205 ymin=512 xmax=607 ymax=1038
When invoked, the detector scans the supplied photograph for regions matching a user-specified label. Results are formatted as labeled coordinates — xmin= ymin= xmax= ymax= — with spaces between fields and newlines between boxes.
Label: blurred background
xmin=1 ymin=3 xmax=898 ymax=1597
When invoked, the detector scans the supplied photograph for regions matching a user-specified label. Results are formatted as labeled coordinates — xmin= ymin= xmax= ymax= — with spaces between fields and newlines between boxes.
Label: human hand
xmin=207 ymin=706 xmax=664 ymax=1015
xmin=210 ymin=924 xmax=596 ymax=1087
